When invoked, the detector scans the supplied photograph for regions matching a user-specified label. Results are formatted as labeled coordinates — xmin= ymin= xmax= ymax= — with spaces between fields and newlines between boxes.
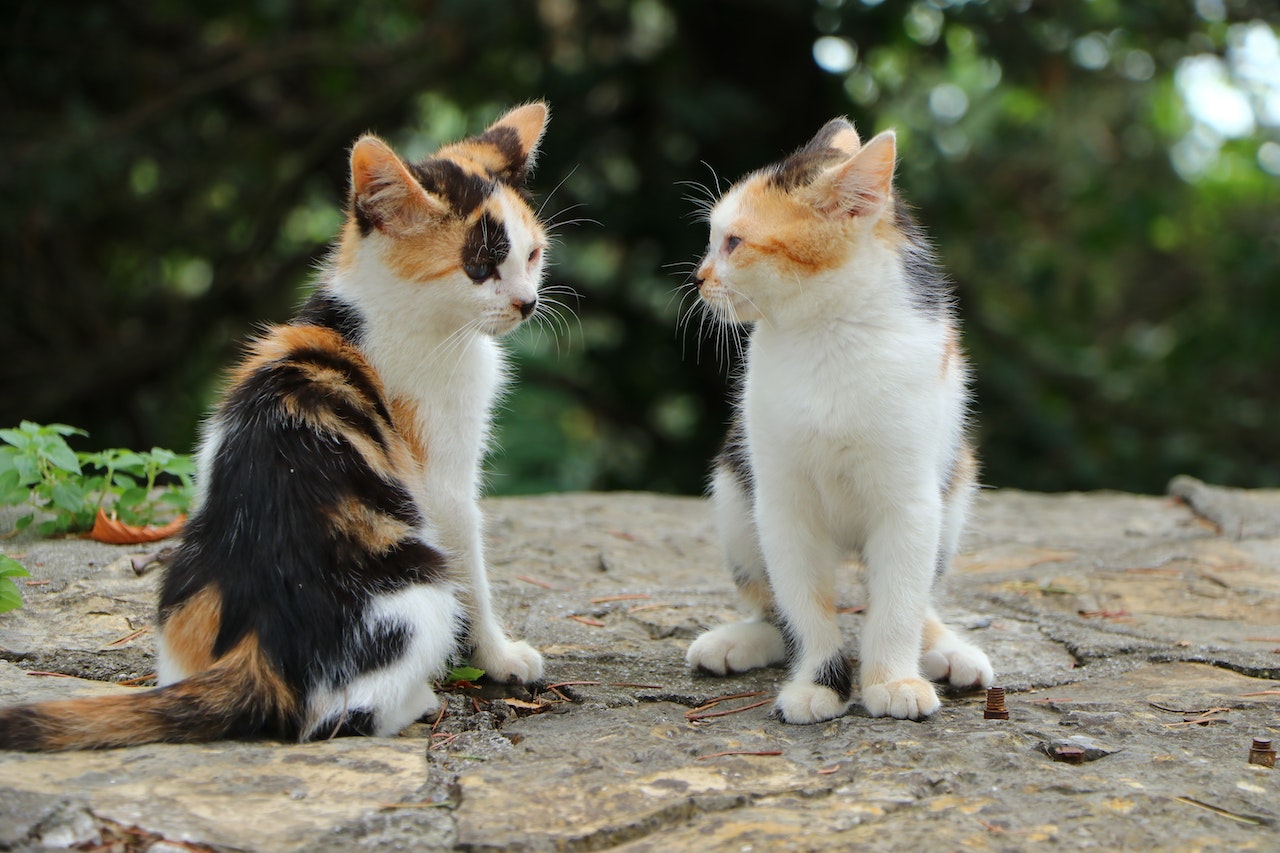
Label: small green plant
xmin=0 ymin=421 xmax=194 ymax=537
xmin=0 ymin=554 xmax=29 ymax=612
xmin=444 ymin=665 xmax=485 ymax=685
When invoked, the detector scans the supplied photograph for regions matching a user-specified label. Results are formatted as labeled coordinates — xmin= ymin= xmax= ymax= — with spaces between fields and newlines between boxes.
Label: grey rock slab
xmin=2 ymin=487 xmax=1279 ymax=851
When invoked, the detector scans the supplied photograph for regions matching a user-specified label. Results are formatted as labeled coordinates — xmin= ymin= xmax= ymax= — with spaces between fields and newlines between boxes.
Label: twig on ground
xmin=687 ymin=698 xmax=773 ymax=722
xmin=515 ymin=574 xmax=557 ymax=589
xmin=590 ymin=593 xmax=650 ymax=604
xmin=695 ymin=749 xmax=782 ymax=761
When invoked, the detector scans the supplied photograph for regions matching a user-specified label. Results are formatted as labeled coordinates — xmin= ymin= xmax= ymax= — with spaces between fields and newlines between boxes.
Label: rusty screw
xmin=983 ymin=687 xmax=1009 ymax=720
xmin=1248 ymin=737 xmax=1275 ymax=768
xmin=1052 ymin=745 xmax=1086 ymax=764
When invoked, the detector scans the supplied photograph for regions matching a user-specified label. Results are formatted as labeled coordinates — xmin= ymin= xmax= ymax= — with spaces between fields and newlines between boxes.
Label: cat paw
xmin=920 ymin=644 xmax=994 ymax=689
xmin=862 ymin=678 xmax=941 ymax=720
xmin=775 ymin=682 xmax=851 ymax=724
xmin=686 ymin=622 xmax=787 ymax=675
xmin=473 ymin=639 xmax=544 ymax=685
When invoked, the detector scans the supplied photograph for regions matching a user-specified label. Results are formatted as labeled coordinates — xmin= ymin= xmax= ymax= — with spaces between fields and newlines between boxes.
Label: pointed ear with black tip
xmin=807 ymin=130 xmax=896 ymax=218
xmin=349 ymin=135 xmax=447 ymax=235
xmin=473 ymin=101 xmax=550 ymax=186
xmin=800 ymin=117 xmax=862 ymax=158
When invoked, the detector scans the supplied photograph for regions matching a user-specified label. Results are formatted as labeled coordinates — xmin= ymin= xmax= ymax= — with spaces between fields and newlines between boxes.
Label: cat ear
xmin=802 ymin=117 xmax=862 ymax=158
xmin=810 ymin=130 xmax=896 ymax=218
xmin=475 ymin=101 xmax=550 ymax=186
xmin=349 ymin=135 xmax=446 ymax=234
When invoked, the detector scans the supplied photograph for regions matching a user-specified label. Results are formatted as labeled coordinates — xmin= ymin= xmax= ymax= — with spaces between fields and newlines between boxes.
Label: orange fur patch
xmin=940 ymin=323 xmax=960 ymax=379
xmin=732 ymin=177 xmax=852 ymax=276
xmin=922 ymin=615 xmax=947 ymax=652
xmin=380 ymin=212 xmax=467 ymax=283
xmin=324 ymin=497 xmax=415 ymax=556
xmin=738 ymin=577 xmax=775 ymax=616
xmin=389 ymin=395 xmax=428 ymax=466
xmin=944 ymin=439 xmax=979 ymax=498
xmin=161 ymin=584 xmax=222 ymax=677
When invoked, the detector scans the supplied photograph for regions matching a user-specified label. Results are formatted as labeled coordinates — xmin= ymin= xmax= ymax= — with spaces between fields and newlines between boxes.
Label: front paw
xmin=920 ymin=644 xmax=993 ymax=689
xmin=687 ymin=622 xmax=787 ymax=675
xmin=862 ymin=678 xmax=941 ymax=720
xmin=775 ymin=681 xmax=850 ymax=724
xmin=473 ymin=639 xmax=544 ymax=685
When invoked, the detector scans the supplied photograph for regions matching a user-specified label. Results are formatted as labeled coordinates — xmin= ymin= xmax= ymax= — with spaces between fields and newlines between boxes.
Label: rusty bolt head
xmin=1249 ymin=737 xmax=1276 ymax=768
xmin=984 ymin=686 xmax=1009 ymax=720
xmin=1053 ymin=745 xmax=1087 ymax=764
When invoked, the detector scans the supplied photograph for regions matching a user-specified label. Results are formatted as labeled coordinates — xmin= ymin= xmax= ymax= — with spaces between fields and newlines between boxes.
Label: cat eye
xmin=464 ymin=262 xmax=494 ymax=282
xmin=724 ymin=235 xmax=742 ymax=254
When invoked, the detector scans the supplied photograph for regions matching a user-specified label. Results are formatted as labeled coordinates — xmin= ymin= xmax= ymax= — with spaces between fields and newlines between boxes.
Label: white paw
xmin=473 ymin=639 xmax=544 ymax=685
xmin=775 ymin=681 xmax=851 ymax=724
xmin=862 ymin=678 xmax=941 ymax=720
xmin=920 ymin=643 xmax=994 ymax=689
xmin=686 ymin=622 xmax=787 ymax=675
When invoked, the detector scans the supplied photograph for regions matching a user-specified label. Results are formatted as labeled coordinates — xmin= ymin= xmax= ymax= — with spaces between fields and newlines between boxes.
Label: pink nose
xmin=514 ymin=298 xmax=537 ymax=319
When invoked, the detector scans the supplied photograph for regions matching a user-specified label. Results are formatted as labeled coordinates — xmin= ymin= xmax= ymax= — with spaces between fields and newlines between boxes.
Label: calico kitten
xmin=685 ymin=118 xmax=994 ymax=723
xmin=0 ymin=103 xmax=551 ymax=750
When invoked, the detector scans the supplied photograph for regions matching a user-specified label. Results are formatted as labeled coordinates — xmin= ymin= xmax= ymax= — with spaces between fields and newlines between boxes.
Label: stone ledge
xmin=1 ymin=482 xmax=1277 ymax=851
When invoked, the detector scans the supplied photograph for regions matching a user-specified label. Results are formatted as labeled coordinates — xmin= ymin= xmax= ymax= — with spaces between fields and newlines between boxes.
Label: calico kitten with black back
xmin=0 ymin=103 xmax=552 ymax=750
xmin=685 ymin=117 xmax=994 ymax=723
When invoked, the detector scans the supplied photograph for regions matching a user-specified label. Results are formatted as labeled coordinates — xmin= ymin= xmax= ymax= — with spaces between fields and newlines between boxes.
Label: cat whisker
xmin=536 ymin=165 xmax=579 ymax=221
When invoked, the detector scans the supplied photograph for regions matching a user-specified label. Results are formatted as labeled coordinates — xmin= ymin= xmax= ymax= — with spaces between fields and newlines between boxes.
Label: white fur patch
xmin=303 ymin=582 xmax=463 ymax=739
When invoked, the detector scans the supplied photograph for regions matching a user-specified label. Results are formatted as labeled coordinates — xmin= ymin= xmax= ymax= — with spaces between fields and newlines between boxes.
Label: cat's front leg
xmin=440 ymin=497 xmax=543 ymax=685
xmin=755 ymin=496 xmax=852 ymax=725
xmin=859 ymin=504 xmax=944 ymax=720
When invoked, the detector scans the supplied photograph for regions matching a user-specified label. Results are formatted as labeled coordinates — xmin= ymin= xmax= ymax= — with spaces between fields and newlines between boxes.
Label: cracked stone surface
xmin=1 ymin=479 xmax=1278 ymax=851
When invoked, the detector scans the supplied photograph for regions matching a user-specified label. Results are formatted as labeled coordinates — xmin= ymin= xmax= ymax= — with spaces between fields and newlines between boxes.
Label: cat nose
xmin=514 ymin=297 xmax=537 ymax=319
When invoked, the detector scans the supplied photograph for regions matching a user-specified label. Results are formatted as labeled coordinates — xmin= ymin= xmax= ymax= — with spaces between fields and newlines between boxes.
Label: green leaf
xmin=0 ymin=555 xmax=30 ymax=580
xmin=0 ymin=583 xmax=22 ymax=613
xmin=445 ymin=665 xmax=485 ymax=683
xmin=49 ymin=480 xmax=87 ymax=513
xmin=0 ymin=429 xmax=30 ymax=449
xmin=117 ymin=486 xmax=149 ymax=509
xmin=12 ymin=455 xmax=40 ymax=486
xmin=112 ymin=452 xmax=148 ymax=477
xmin=40 ymin=437 xmax=82 ymax=475
xmin=15 ymin=514 xmax=34 ymax=531
xmin=161 ymin=455 xmax=196 ymax=477
xmin=43 ymin=423 xmax=88 ymax=438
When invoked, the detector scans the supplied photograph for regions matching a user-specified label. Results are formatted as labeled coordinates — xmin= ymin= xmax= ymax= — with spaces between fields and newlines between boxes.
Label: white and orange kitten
xmin=686 ymin=118 xmax=994 ymax=723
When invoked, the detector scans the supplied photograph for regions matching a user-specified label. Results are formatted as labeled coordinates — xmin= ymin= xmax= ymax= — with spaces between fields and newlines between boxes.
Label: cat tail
xmin=0 ymin=656 xmax=294 ymax=752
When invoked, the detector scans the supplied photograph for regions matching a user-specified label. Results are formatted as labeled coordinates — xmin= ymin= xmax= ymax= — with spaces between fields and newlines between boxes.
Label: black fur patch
xmin=461 ymin=211 xmax=511 ymax=278
xmin=814 ymin=653 xmax=854 ymax=702
xmin=767 ymin=119 xmax=853 ymax=191
xmin=475 ymin=125 xmax=532 ymax=187
xmin=0 ymin=705 xmax=48 ymax=751
xmin=894 ymin=203 xmax=953 ymax=318
xmin=408 ymin=158 xmax=491 ymax=217
xmin=716 ymin=416 xmax=754 ymax=494
xmin=160 ymin=337 xmax=447 ymax=696
xmin=295 ymin=291 xmax=366 ymax=348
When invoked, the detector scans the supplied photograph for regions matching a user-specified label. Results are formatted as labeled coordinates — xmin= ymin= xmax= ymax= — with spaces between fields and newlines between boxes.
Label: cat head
xmin=693 ymin=117 xmax=900 ymax=323
xmin=336 ymin=103 xmax=550 ymax=337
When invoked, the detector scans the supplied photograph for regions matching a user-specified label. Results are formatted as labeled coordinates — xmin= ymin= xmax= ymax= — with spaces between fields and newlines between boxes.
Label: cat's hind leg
xmin=919 ymin=607 xmax=993 ymax=689
xmin=687 ymin=466 xmax=788 ymax=676
xmin=304 ymin=584 xmax=462 ymax=740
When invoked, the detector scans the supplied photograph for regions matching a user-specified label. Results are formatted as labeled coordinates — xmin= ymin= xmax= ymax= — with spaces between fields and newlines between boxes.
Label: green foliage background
xmin=3 ymin=0 xmax=1277 ymax=496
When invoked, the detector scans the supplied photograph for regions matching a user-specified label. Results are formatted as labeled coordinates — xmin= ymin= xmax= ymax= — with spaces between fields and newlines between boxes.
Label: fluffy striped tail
xmin=0 ymin=666 xmax=285 ymax=752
